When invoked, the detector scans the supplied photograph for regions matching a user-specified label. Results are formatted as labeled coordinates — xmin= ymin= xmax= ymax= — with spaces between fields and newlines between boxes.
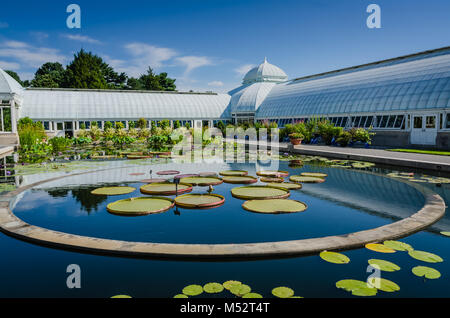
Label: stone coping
xmin=0 ymin=168 xmax=446 ymax=260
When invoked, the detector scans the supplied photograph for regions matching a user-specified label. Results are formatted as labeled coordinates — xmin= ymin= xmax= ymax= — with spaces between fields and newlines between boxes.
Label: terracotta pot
xmin=290 ymin=138 xmax=303 ymax=145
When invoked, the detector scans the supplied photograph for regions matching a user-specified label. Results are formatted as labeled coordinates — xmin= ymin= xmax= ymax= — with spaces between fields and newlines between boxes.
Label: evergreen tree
xmin=31 ymin=62 xmax=65 ymax=88
xmin=5 ymin=70 xmax=24 ymax=86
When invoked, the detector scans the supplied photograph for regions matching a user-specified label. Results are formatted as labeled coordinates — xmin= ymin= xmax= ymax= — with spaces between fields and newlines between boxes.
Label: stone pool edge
xmin=0 ymin=170 xmax=446 ymax=260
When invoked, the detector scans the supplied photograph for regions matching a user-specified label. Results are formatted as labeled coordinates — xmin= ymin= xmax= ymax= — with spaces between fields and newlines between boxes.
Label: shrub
xmin=137 ymin=118 xmax=147 ymax=129
xmin=115 ymin=122 xmax=124 ymax=130
xmin=289 ymin=132 xmax=304 ymax=139
xmin=184 ymin=122 xmax=191 ymax=129
xmin=18 ymin=119 xmax=46 ymax=148
xmin=350 ymin=127 xmax=375 ymax=144
xmin=88 ymin=126 xmax=102 ymax=140
xmin=337 ymin=131 xmax=352 ymax=147
xmin=80 ymin=123 xmax=86 ymax=130
xmin=49 ymin=137 xmax=72 ymax=153
xmin=128 ymin=121 xmax=136 ymax=129
xmin=147 ymin=135 xmax=170 ymax=151
xmin=104 ymin=121 xmax=113 ymax=130
xmin=173 ymin=120 xmax=181 ymax=129
xmin=72 ymin=136 xmax=92 ymax=145
xmin=159 ymin=119 xmax=170 ymax=129
xmin=138 ymin=128 xmax=151 ymax=139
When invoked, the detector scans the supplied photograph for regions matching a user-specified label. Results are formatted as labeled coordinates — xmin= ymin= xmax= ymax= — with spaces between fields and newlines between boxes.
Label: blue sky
xmin=0 ymin=0 xmax=449 ymax=92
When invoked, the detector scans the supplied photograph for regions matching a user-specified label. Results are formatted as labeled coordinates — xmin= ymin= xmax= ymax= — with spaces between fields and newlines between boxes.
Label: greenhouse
xmin=0 ymin=46 xmax=449 ymax=148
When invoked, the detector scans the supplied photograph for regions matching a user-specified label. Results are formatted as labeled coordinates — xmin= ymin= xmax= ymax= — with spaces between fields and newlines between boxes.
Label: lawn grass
xmin=386 ymin=149 xmax=450 ymax=156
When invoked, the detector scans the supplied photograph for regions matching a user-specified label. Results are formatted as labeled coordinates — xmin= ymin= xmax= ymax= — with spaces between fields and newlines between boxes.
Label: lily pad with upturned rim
xmin=440 ymin=231 xmax=450 ymax=237
xmin=289 ymin=175 xmax=325 ymax=183
xmin=242 ymin=199 xmax=307 ymax=214
xmin=408 ymin=250 xmax=443 ymax=263
xmin=219 ymin=170 xmax=248 ymax=176
xmin=203 ymin=282 xmax=224 ymax=293
xmin=156 ymin=170 xmax=180 ymax=175
xmin=182 ymin=284 xmax=203 ymax=296
xmin=91 ymin=186 xmax=136 ymax=196
xmin=139 ymin=178 xmax=167 ymax=184
xmin=260 ymin=176 xmax=284 ymax=183
xmin=271 ymin=287 xmax=294 ymax=298
xmin=368 ymin=259 xmax=400 ymax=272
xmin=140 ymin=182 xmax=193 ymax=195
xmin=231 ymin=185 xmax=290 ymax=200
xmin=412 ymin=266 xmax=441 ymax=279
xmin=179 ymin=176 xmax=223 ymax=186
xmin=319 ymin=251 xmax=350 ymax=264
xmin=106 ymin=197 xmax=174 ymax=216
xmin=174 ymin=193 xmax=225 ymax=209
xmin=222 ymin=175 xmax=258 ymax=184
xmin=265 ymin=182 xmax=302 ymax=190
xmin=300 ymin=172 xmax=328 ymax=178
xmin=256 ymin=170 xmax=289 ymax=177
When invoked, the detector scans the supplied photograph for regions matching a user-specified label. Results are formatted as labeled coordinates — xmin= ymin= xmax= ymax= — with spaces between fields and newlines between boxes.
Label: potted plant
xmin=289 ymin=132 xmax=304 ymax=145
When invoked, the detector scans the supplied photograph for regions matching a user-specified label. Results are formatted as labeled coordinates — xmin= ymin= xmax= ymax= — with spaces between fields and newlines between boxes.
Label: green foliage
xmin=115 ymin=121 xmax=125 ymax=130
xmin=5 ymin=70 xmax=24 ymax=85
xmin=18 ymin=118 xmax=46 ymax=148
xmin=80 ymin=123 xmax=86 ymax=130
xmin=349 ymin=127 xmax=375 ymax=144
xmin=128 ymin=67 xmax=177 ymax=91
xmin=185 ymin=121 xmax=191 ymax=129
xmin=137 ymin=118 xmax=147 ymax=129
xmin=49 ymin=137 xmax=72 ymax=153
xmin=31 ymin=62 xmax=65 ymax=88
xmin=128 ymin=121 xmax=136 ymax=129
xmin=104 ymin=121 xmax=113 ymax=130
xmin=159 ymin=119 xmax=170 ymax=129
xmin=317 ymin=120 xmax=343 ymax=145
xmin=147 ymin=135 xmax=170 ymax=151
xmin=173 ymin=120 xmax=181 ymax=129
xmin=289 ymin=132 xmax=304 ymax=140
xmin=72 ymin=136 xmax=92 ymax=145
xmin=336 ymin=131 xmax=352 ymax=147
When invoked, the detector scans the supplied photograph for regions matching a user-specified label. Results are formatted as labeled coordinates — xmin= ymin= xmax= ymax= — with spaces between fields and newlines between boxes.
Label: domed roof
xmin=242 ymin=58 xmax=288 ymax=84
xmin=0 ymin=68 xmax=23 ymax=94
xmin=229 ymin=82 xmax=276 ymax=113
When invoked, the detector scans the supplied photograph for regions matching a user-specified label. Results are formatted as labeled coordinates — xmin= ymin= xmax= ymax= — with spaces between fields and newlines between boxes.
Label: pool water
xmin=0 ymin=158 xmax=449 ymax=298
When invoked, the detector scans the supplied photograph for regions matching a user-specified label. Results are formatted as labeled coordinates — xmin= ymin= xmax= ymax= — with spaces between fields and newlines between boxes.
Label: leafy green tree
xmin=31 ymin=62 xmax=65 ymax=88
xmin=139 ymin=67 xmax=163 ymax=91
xmin=126 ymin=77 xmax=144 ymax=90
xmin=5 ymin=70 xmax=24 ymax=86
xmin=157 ymin=72 xmax=176 ymax=91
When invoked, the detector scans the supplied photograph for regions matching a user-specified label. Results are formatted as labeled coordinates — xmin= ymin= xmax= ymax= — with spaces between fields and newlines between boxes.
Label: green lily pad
xmin=231 ymin=185 xmax=290 ymax=200
xmin=368 ymin=259 xmax=401 ymax=272
xmin=412 ymin=266 xmax=441 ymax=279
xmin=203 ymin=282 xmax=224 ymax=293
xmin=111 ymin=295 xmax=132 ymax=298
xmin=367 ymin=278 xmax=400 ymax=292
xmin=336 ymin=279 xmax=377 ymax=297
xmin=174 ymin=294 xmax=188 ymax=298
xmin=182 ymin=284 xmax=203 ymax=296
xmin=256 ymin=170 xmax=289 ymax=177
xmin=106 ymin=197 xmax=174 ymax=216
xmin=219 ymin=170 xmax=248 ymax=176
xmin=140 ymin=182 xmax=192 ymax=195
xmin=289 ymin=175 xmax=325 ymax=183
xmin=365 ymin=243 xmax=396 ymax=253
xmin=179 ymin=176 xmax=223 ymax=186
xmin=440 ymin=231 xmax=450 ymax=237
xmin=91 ymin=186 xmax=136 ymax=196
xmin=383 ymin=240 xmax=413 ymax=251
xmin=271 ymin=287 xmax=294 ymax=298
xmin=300 ymin=172 xmax=328 ymax=178
xmin=242 ymin=199 xmax=307 ymax=214
xmin=223 ymin=280 xmax=242 ymax=290
xmin=319 ymin=251 xmax=350 ymax=264
xmin=230 ymin=284 xmax=251 ymax=296
xmin=242 ymin=293 xmax=263 ymax=298
xmin=408 ymin=250 xmax=443 ymax=263
xmin=221 ymin=175 xmax=258 ymax=184
xmin=265 ymin=182 xmax=302 ymax=190
xmin=175 ymin=193 xmax=225 ymax=209
xmin=289 ymin=296 xmax=304 ymax=298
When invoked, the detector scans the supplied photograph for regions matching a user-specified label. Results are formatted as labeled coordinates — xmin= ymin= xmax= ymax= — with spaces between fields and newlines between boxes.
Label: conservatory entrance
xmin=410 ymin=114 xmax=437 ymax=146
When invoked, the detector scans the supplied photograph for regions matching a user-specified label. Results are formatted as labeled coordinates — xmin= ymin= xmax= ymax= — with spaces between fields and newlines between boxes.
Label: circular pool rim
xmin=0 ymin=168 xmax=445 ymax=260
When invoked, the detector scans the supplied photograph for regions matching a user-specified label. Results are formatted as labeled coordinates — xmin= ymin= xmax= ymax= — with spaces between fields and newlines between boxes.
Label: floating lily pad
xmin=256 ymin=170 xmax=289 ymax=177
xmin=127 ymin=155 xmax=152 ymax=159
xmin=242 ymin=293 xmax=263 ymax=298
xmin=300 ymin=172 xmax=328 ymax=178
xmin=219 ymin=170 xmax=248 ymax=176
xmin=367 ymin=278 xmax=400 ymax=292
xmin=230 ymin=284 xmax=251 ymax=296
xmin=174 ymin=174 xmax=199 ymax=179
xmin=383 ymin=240 xmax=413 ymax=251
xmin=231 ymin=185 xmax=290 ymax=200
xmin=111 ymin=295 xmax=132 ymax=298
xmin=242 ymin=199 xmax=307 ymax=214
xmin=91 ymin=186 xmax=136 ymax=196
xmin=441 ymin=231 xmax=450 ymax=237
xmin=203 ymin=282 xmax=224 ymax=293
xmin=260 ymin=176 xmax=284 ymax=183
xmin=179 ymin=176 xmax=223 ymax=186
xmin=221 ymin=175 xmax=258 ymax=184
xmin=265 ymin=182 xmax=302 ymax=190
xmin=156 ymin=170 xmax=180 ymax=175
xmin=106 ymin=197 xmax=174 ymax=216
xmin=271 ymin=287 xmax=294 ymax=298
xmin=408 ymin=250 xmax=443 ymax=263
xmin=412 ymin=266 xmax=441 ymax=279
xmin=336 ymin=279 xmax=377 ymax=297
xmin=289 ymin=175 xmax=325 ymax=183
xmin=223 ymin=280 xmax=242 ymax=290
xmin=365 ymin=243 xmax=396 ymax=253
xmin=368 ymin=259 xmax=400 ymax=272
xmin=319 ymin=251 xmax=350 ymax=264
xmin=174 ymin=193 xmax=225 ymax=209
xmin=351 ymin=162 xmax=375 ymax=168
xmin=139 ymin=178 xmax=167 ymax=183
xmin=198 ymin=172 xmax=218 ymax=177
xmin=129 ymin=172 xmax=145 ymax=176
xmin=182 ymin=284 xmax=203 ymax=296
xmin=140 ymin=182 xmax=193 ymax=195
xmin=173 ymin=294 xmax=188 ymax=298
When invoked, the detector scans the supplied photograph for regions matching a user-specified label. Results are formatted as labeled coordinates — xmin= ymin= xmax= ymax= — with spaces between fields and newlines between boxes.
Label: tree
xmin=157 ymin=72 xmax=176 ymax=91
xmin=139 ymin=67 xmax=163 ymax=91
xmin=31 ymin=62 xmax=65 ymax=88
xmin=62 ymin=49 xmax=108 ymax=89
xmin=126 ymin=77 xmax=144 ymax=90
xmin=5 ymin=70 xmax=24 ymax=86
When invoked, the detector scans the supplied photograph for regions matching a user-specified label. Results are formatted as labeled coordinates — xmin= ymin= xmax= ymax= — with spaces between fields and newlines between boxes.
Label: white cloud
xmin=4 ymin=41 xmax=29 ymax=48
xmin=0 ymin=41 xmax=67 ymax=68
xmin=31 ymin=32 xmax=49 ymax=42
xmin=0 ymin=60 xmax=20 ymax=70
xmin=176 ymin=56 xmax=213 ymax=75
xmin=208 ymin=80 xmax=224 ymax=87
xmin=63 ymin=34 xmax=102 ymax=44
xmin=235 ymin=63 xmax=255 ymax=76
xmin=0 ymin=22 xmax=8 ymax=28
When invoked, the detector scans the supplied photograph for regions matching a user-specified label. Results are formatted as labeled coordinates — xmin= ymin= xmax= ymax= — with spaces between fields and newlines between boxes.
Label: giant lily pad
xmin=140 ymin=182 xmax=193 ymax=195
xmin=412 ymin=266 xmax=441 ymax=279
xmin=222 ymin=175 xmax=258 ymax=184
xmin=219 ymin=170 xmax=248 ymax=176
xmin=336 ymin=279 xmax=377 ymax=297
xmin=231 ymin=186 xmax=290 ymax=200
xmin=265 ymin=182 xmax=302 ymax=190
xmin=106 ymin=197 xmax=174 ymax=216
xmin=440 ymin=231 xmax=450 ymax=237
xmin=383 ymin=240 xmax=413 ymax=251
xmin=256 ymin=170 xmax=289 ymax=177
xmin=182 ymin=284 xmax=203 ymax=296
xmin=174 ymin=193 xmax=225 ymax=209
xmin=289 ymin=175 xmax=325 ymax=183
xmin=300 ymin=172 xmax=328 ymax=178
xmin=365 ymin=243 xmax=396 ymax=253
xmin=368 ymin=259 xmax=400 ymax=272
xmin=180 ymin=176 xmax=223 ymax=186
xmin=408 ymin=250 xmax=443 ymax=263
xmin=242 ymin=199 xmax=307 ymax=214
xmin=91 ymin=186 xmax=136 ymax=196
xmin=367 ymin=278 xmax=400 ymax=292
xmin=271 ymin=287 xmax=294 ymax=298
xmin=156 ymin=170 xmax=180 ymax=175
xmin=230 ymin=284 xmax=251 ymax=296
xmin=203 ymin=282 xmax=224 ymax=293
xmin=319 ymin=251 xmax=350 ymax=264
xmin=260 ymin=176 xmax=284 ymax=183
xmin=139 ymin=178 xmax=167 ymax=183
